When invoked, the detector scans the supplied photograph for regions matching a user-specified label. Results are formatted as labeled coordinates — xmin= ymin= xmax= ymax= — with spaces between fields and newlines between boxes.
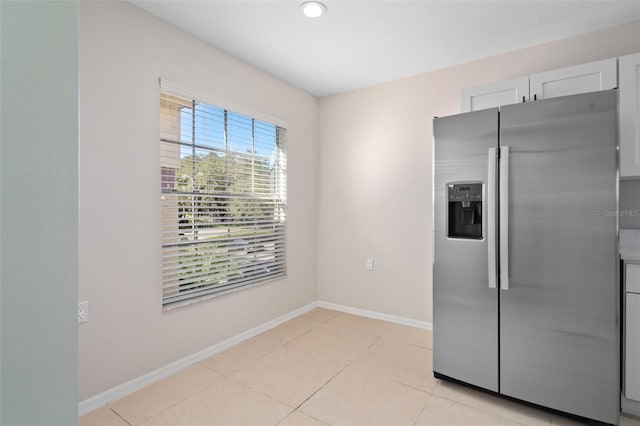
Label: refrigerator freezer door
xmin=433 ymin=108 xmax=499 ymax=392
xmin=499 ymin=90 xmax=619 ymax=424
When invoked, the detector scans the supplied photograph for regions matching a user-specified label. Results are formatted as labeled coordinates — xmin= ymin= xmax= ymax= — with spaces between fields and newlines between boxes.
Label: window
xmin=160 ymin=89 xmax=286 ymax=306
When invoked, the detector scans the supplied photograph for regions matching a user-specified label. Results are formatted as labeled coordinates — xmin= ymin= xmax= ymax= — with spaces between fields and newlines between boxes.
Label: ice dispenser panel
xmin=448 ymin=183 xmax=482 ymax=240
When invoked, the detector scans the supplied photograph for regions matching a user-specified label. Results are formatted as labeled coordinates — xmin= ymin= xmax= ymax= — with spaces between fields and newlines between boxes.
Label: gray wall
xmin=620 ymin=180 xmax=640 ymax=230
xmin=1 ymin=1 xmax=79 ymax=425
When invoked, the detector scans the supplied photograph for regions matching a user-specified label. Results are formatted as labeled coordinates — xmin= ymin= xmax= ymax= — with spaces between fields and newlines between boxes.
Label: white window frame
xmin=160 ymin=79 xmax=287 ymax=308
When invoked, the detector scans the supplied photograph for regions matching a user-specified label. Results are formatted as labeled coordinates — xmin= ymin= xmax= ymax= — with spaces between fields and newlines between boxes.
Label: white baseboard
xmin=78 ymin=301 xmax=318 ymax=416
xmin=622 ymin=395 xmax=640 ymax=417
xmin=317 ymin=301 xmax=432 ymax=330
xmin=79 ymin=300 xmax=430 ymax=416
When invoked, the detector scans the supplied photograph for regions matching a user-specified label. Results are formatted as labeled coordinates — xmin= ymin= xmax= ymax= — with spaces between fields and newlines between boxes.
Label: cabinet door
xmin=626 ymin=292 xmax=640 ymax=401
xmin=530 ymin=58 xmax=617 ymax=100
xmin=620 ymin=53 xmax=640 ymax=178
xmin=461 ymin=76 xmax=529 ymax=112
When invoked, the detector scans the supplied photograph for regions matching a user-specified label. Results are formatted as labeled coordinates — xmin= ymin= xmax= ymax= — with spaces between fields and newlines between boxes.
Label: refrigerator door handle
xmin=500 ymin=146 xmax=510 ymax=291
xmin=487 ymin=147 xmax=497 ymax=289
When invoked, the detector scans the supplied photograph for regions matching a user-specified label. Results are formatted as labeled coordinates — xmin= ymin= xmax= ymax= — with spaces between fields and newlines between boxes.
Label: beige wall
xmin=79 ymin=1 xmax=318 ymax=399
xmin=317 ymin=21 xmax=640 ymax=323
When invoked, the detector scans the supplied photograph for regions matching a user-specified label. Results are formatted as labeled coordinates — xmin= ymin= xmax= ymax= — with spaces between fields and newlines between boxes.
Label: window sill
xmin=162 ymin=274 xmax=287 ymax=312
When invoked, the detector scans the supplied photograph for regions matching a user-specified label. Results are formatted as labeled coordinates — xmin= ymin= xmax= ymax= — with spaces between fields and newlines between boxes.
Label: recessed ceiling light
xmin=300 ymin=1 xmax=327 ymax=18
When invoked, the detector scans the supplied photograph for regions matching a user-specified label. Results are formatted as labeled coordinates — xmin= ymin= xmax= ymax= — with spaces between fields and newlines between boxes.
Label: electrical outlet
xmin=366 ymin=258 xmax=374 ymax=271
xmin=78 ymin=301 xmax=88 ymax=324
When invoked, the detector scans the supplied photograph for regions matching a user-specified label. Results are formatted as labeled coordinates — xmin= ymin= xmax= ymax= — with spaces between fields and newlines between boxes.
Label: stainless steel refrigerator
xmin=433 ymin=90 xmax=619 ymax=425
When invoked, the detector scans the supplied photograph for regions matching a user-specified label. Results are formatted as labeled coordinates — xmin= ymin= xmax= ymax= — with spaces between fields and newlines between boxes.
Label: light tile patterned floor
xmin=80 ymin=308 xmax=640 ymax=426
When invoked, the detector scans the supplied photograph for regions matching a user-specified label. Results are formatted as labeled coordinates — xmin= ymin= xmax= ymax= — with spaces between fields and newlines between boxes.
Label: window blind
xmin=160 ymin=91 xmax=287 ymax=306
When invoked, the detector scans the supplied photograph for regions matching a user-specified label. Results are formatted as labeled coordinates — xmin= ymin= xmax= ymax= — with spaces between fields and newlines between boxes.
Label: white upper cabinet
xmin=461 ymin=58 xmax=617 ymax=112
xmin=461 ymin=76 xmax=529 ymax=113
xmin=620 ymin=52 xmax=640 ymax=178
xmin=460 ymin=54 xmax=640 ymax=177
xmin=530 ymin=58 xmax=617 ymax=101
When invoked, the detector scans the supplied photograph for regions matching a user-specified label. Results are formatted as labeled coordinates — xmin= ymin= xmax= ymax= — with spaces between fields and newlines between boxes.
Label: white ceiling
xmin=132 ymin=1 xmax=640 ymax=97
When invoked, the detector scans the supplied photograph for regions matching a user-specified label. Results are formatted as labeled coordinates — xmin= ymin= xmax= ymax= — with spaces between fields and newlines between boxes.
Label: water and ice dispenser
xmin=447 ymin=183 xmax=482 ymax=240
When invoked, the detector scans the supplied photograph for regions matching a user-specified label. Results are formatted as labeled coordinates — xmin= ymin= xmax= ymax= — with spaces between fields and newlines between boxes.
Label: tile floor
xmin=80 ymin=308 xmax=640 ymax=426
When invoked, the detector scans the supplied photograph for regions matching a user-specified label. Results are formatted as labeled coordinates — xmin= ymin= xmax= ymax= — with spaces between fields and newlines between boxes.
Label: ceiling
xmin=132 ymin=1 xmax=640 ymax=97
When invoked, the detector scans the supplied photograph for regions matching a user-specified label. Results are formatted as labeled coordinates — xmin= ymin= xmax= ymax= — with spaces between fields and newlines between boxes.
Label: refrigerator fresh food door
xmin=499 ymin=90 xmax=619 ymax=425
xmin=433 ymin=108 xmax=499 ymax=392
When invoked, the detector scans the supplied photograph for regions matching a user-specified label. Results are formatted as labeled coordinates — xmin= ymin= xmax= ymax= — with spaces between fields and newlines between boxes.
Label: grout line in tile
xmin=119 ymin=381 xmax=221 ymax=426
xmin=292 ymin=358 xmax=356 ymax=413
xmin=396 ymin=378 xmax=436 ymax=394
xmin=413 ymin=391 xmax=435 ymax=426
xmin=420 ymin=392 xmax=536 ymax=426
xmin=367 ymin=336 xmax=380 ymax=349
xmin=275 ymin=408 xmax=297 ymax=426
xmin=403 ymin=341 xmax=433 ymax=351
xmin=261 ymin=391 xmax=299 ymax=424
xmin=197 ymin=360 xmax=225 ymax=376
xmin=107 ymin=407 xmax=131 ymax=425
xmin=323 ymin=315 xmax=396 ymax=338
xmin=276 ymin=408 xmax=326 ymax=426
xmin=432 ymin=392 xmax=494 ymax=415
xmin=433 ymin=389 xmax=550 ymax=426
xmin=109 ymin=407 xmax=133 ymax=426
xmin=199 ymin=341 xmax=286 ymax=378
xmin=223 ymin=375 xmax=291 ymax=409
xmin=281 ymin=325 xmax=318 ymax=348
